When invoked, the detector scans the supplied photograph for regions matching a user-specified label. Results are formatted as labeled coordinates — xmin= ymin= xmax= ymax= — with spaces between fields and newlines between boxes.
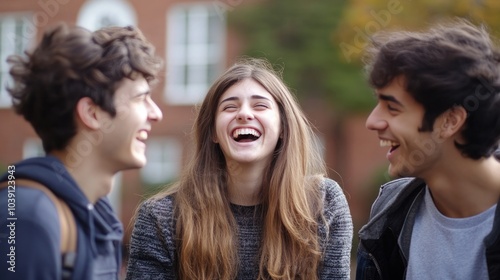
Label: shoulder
xmin=134 ymin=194 xmax=176 ymax=229
xmin=0 ymin=187 xmax=60 ymax=239
xmin=369 ymin=177 xmax=423 ymax=218
xmin=0 ymin=188 xmax=60 ymax=276
xmin=318 ymin=178 xmax=351 ymax=221
xmin=320 ymin=177 xmax=344 ymax=197
xmin=0 ymin=186 xmax=59 ymax=226
xmin=316 ymin=178 xmax=353 ymax=263
xmin=140 ymin=194 xmax=175 ymax=215
xmin=128 ymin=194 xmax=177 ymax=267
xmin=320 ymin=177 xmax=348 ymax=208
xmin=373 ymin=177 xmax=417 ymax=206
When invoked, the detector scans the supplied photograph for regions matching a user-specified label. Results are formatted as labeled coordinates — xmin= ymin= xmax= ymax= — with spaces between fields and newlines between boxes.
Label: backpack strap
xmin=0 ymin=179 xmax=77 ymax=279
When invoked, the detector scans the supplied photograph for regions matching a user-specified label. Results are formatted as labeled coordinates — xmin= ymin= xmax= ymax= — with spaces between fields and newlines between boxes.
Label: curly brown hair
xmin=7 ymin=23 xmax=163 ymax=152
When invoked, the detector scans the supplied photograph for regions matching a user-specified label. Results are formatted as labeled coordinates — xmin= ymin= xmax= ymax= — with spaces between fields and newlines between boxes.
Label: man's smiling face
xmin=366 ymin=76 xmax=443 ymax=178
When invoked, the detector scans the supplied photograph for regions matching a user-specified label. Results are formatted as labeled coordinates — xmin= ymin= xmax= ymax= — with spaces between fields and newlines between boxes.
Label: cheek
xmin=271 ymin=115 xmax=282 ymax=138
xmin=264 ymin=123 xmax=282 ymax=146
xmin=215 ymin=115 xmax=231 ymax=136
xmin=213 ymin=124 xmax=225 ymax=144
xmin=213 ymin=130 xmax=221 ymax=143
xmin=123 ymin=105 xmax=148 ymax=124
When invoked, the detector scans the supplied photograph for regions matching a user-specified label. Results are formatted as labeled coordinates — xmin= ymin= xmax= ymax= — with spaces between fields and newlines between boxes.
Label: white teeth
xmin=380 ymin=140 xmax=398 ymax=147
xmin=232 ymin=128 xmax=261 ymax=139
xmin=138 ymin=131 xmax=148 ymax=141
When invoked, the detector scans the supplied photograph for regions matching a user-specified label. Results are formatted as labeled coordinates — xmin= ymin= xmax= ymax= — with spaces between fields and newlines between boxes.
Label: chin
xmin=388 ymin=165 xmax=403 ymax=179
xmin=134 ymin=157 xmax=147 ymax=168
xmin=390 ymin=167 xmax=414 ymax=179
xmin=124 ymin=153 xmax=147 ymax=170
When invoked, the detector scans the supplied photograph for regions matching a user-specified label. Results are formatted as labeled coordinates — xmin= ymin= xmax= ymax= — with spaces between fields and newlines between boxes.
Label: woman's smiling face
xmin=214 ymin=78 xmax=281 ymax=168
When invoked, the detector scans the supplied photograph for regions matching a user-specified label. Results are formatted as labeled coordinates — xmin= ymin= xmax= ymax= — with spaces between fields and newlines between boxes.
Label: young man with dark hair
xmin=0 ymin=23 xmax=163 ymax=279
xmin=356 ymin=19 xmax=500 ymax=279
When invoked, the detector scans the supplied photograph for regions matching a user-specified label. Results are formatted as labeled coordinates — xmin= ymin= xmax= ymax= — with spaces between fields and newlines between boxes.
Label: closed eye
xmin=379 ymin=93 xmax=403 ymax=112
xmin=222 ymin=105 xmax=238 ymax=111
xmin=131 ymin=93 xmax=149 ymax=103
xmin=387 ymin=104 xmax=398 ymax=111
xmin=255 ymin=103 xmax=269 ymax=109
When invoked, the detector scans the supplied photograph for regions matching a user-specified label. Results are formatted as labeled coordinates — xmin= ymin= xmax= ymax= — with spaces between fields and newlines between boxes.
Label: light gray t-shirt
xmin=406 ymin=187 xmax=495 ymax=280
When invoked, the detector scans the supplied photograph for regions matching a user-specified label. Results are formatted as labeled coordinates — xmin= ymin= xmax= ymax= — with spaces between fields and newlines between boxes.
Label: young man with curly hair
xmin=0 ymin=23 xmax=163 ymax=280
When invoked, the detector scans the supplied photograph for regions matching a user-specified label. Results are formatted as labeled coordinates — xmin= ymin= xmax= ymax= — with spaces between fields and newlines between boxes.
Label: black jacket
xmin=356 ymin=176 xmax=500 ymax=279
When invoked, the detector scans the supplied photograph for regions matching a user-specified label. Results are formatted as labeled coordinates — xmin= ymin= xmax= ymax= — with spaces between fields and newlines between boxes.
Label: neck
xmin=226 ymin=161 xmax=266 ymax=206
xmin=50 ymin=150 xmax=116 ymax=204
xmin=423 ymin=155 xmax=500 ymax=218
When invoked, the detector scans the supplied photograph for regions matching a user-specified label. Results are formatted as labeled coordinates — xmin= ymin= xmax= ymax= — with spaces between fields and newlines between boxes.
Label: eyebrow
xmin=219 ymin=94 xmax=271 ymax=106
xmin=131 ymin=90 xmax=151 ymax=99
xmin=378 ymin=93 xmax=403 ymax=106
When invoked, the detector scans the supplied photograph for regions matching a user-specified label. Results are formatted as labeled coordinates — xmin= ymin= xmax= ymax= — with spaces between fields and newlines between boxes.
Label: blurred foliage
xmin=228 ymin=0 xmax=375 ymax=114
xmin=229 ymin=0 xmax=500 ymax=114
xmin=0 ymin=163 xmax=6 ymax=175
xmin=335 ymin=0 xmax=500 ymax=63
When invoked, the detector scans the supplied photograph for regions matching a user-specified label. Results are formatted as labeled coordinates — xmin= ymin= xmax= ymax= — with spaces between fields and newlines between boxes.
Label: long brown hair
xmin=155 ymin=58 xmax=327 ymax=279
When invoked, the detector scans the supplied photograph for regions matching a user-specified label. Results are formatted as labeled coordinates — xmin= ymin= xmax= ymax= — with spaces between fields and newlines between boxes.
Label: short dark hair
xmin=7 ymin=23 xmax=162 ymax=152
xmin=364 ymin=18 xmax=500 ymax=159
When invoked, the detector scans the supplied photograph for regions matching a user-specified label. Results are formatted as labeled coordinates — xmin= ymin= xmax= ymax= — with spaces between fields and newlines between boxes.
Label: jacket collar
xmin=358 ymin=177 xmax=426 ymax=240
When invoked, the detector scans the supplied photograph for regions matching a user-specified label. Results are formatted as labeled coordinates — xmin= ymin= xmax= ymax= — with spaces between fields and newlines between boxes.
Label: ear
xmin=439 ymin=106 xmax=467 ymax=138
xmin=75 ymin=97 xmax=100 ymax=130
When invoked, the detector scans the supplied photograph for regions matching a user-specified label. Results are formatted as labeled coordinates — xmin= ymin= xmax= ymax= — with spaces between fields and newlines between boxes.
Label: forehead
xmin=114 ymin=77 xmax=149 ymax=98
xmin=219 ymin=78 xmax=276 ymax=101
xmin=375 ymin=76 xmax=420 ymax=107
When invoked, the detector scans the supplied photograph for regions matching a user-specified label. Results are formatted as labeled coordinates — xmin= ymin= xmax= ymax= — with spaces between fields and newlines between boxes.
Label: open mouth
xmin=137 ymin=130 xmax=148 ymax=142
xmin=380 ymin=139 xmax=400 ymax=152
xmin=232 ymin=128 xmax=261 ymax=143
xmin=390 ymin=145 xmax=399 ymax=153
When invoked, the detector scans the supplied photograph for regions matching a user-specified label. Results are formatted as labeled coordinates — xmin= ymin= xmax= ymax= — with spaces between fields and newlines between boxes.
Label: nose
xmin=365 ymin=104 xmax=387 ymax=131
xmin=236 ymin=104 xmax=254 ymax=121
xmin=147 ymin=98 xmax=163 ymax=122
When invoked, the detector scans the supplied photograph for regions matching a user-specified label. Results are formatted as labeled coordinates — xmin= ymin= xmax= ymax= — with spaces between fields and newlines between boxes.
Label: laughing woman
xmin=125 ymin=58 xmax=353 ymax=280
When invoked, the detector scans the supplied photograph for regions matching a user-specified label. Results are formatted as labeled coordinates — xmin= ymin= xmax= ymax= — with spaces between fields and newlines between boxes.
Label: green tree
xmin=229 ymin=0 xmax=500 ymax=112
xmin=335 ymin=0 xmax=500 ymax=64
xmin=228 ymin=0 xmax=374 ymax=114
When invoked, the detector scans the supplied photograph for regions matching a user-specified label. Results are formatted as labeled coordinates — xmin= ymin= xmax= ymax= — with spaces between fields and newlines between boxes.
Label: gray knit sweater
xmin=125 ymin=178 xmax=353 ymax=279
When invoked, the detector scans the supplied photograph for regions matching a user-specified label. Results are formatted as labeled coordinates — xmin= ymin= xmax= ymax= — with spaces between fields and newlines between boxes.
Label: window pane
xmin=188 ymin=7 xmax=207 ymax=45
xmin=188 ymin=64 xmax=207 ymax=85
xmin=0 ymin=14 xmax=31 ymax=107
xmin=166 ymin=4 xmax=225 ymax=105
xmin=141 ymin=137 xmax=182 ymax=184
xmin=208 ymin=12 xmax=223 ymax=45
xmin=23 ymin=138 xmax=45 ymax=159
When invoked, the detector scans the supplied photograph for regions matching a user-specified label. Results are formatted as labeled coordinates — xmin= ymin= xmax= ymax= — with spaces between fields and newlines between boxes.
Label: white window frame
xmin=77 ymin=0 xmax=137 ymax=31
xmin=22 ymin=138 xmax=45 ymax=159
xmin=141 ymin=137 xmax=182 ymax=185
xmin=0 ymin=13 xmax=32 ymax=108
xmin=165 ymin=3 xmax=226 ymax=104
